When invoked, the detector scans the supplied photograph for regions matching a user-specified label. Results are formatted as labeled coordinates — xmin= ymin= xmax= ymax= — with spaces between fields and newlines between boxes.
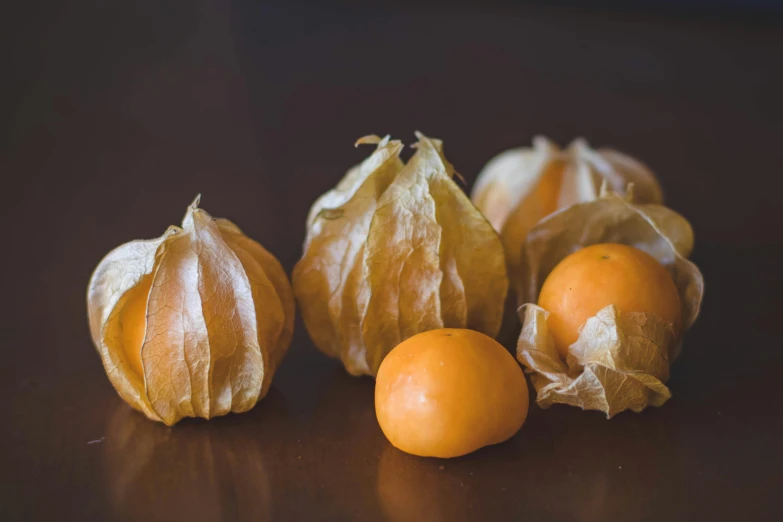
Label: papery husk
xmin=293 ymin=133 xmax=508 ymax=377
xmin=87 ymin=196 xmax=294 ymax=425
xmin=471 ymin=137 xmax=663 ymax=295
xmin=516 ymin=187 xmax=704 ymax=417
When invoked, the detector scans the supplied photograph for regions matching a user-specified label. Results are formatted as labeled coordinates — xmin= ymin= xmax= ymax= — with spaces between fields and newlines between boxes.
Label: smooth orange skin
xmin=118 ymin=275 xmax=153 ymax=379
xmin=375 ymin=329 xmax=529 ymax=458
xmin=535 ymin=158 xmax=565 ymax=217
xmin=538 ymin=243 xmax=682 ymax=359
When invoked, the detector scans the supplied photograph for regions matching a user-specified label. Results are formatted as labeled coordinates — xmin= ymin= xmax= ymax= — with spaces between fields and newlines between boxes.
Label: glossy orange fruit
xmin=375 ymin=328 xmax=529 ymax=458
xmin=538 ymin=243 xmax=682 ymax=359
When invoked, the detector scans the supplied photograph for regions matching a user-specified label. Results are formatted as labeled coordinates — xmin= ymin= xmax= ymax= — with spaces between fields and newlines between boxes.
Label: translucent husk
xmin=87 ymin=196 xmax=295 ymax=425
xmin=471 ymin=137 xmax=663 ymax=295
xmin=516 ymin=187 xmax=704 ymax=417
xmin=293 ymin=133 xmax=508 ymax=377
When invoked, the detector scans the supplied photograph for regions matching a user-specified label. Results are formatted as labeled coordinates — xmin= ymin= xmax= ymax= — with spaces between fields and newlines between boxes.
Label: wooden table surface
xmin=2 ymin=2 xmax=782 ymax=521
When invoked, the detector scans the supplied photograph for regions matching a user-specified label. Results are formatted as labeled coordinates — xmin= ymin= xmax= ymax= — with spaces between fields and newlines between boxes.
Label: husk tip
xmin=598 ymin=179 xmax=610 ymax=198
xmin=570 ymin=137 xmax=590 ymax=151
xmin=625 ymin=183 xmax=635 ymax=201
xmin=355 ymin=135 xmax=384 ymax=147
xmin=532 ymin=135 xmax=552 ymax=147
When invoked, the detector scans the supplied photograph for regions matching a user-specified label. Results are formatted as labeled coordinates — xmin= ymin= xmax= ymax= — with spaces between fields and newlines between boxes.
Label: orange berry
xmin=538 ymin=243 xmax=682 ymax=359
xmin=375 ymin=329 xmax=528 ymax=458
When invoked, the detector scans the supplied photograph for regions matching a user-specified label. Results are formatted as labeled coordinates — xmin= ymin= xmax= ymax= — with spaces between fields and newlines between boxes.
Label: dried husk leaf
xmin=516 ymin=188 xmax=704 ymax=417
xmin=293 ymin=133 xmax=508 ymax=376
xmin=471 ymin=137 xmax=663 ymax=295
xmin=87 ymin=197 xmax=294 ymax=425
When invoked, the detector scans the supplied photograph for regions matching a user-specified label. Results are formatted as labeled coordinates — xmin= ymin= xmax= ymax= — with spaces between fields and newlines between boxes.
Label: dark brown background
xmin=2 ymin=1 xmax=782 ymax=521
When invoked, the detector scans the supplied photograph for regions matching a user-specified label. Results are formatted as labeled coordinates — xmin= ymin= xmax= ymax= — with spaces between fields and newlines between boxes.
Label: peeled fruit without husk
xmin=375 ymin=329 xmax=529 ymax=458
xmin=293 ymin=133 xmax=508 ymax=377
xmin=471 ymin=136 xmax=662 ymax=295
xmin=87 ymin=196 xmax=294 ymax=425
xmin=538 ymin=243 xmax=682 ymax=359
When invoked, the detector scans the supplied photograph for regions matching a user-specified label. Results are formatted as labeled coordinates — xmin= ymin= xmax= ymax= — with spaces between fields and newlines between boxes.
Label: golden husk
xmin=293 ymin=133 xmax=508 ymax=376
xmin=87 ymin=197 xmax=295 ymax=425
xmin=516 ymin=187 xmax=704 ymax=417
xmin=471 ymin=137 xmax=663 ymax=295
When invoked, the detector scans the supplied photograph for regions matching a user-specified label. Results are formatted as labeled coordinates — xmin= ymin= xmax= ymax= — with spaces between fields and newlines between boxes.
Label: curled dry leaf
xmin=516 ymin=188 xmax=704 ymax=417
xmin=293 ymin=133 xmax=508 ymax=376
xmin=471 ymin=136 xmax=663 ymax=294
xmin=87 ymin=196 xmax=294 ymax=425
